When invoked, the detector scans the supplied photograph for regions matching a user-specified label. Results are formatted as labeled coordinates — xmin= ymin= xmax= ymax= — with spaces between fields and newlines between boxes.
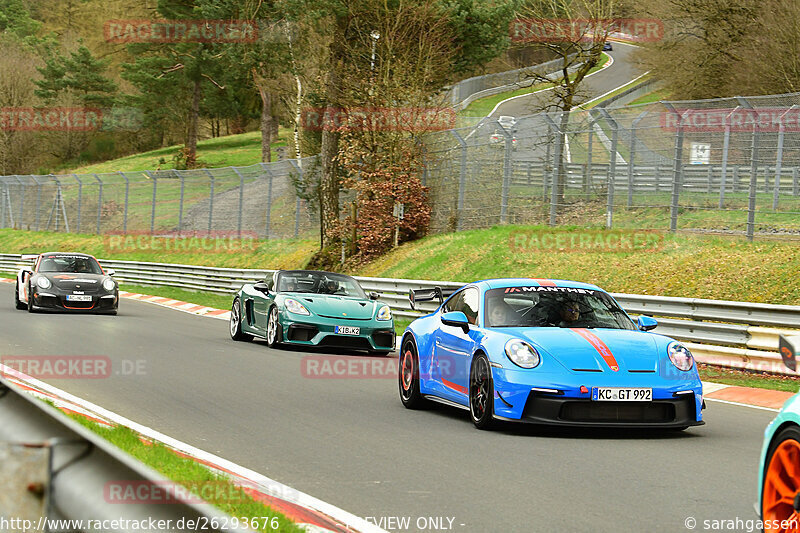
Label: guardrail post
xmin=662 ymin=102 xmax=685 ymax=233
xmin=260 ymin=163 xmax=273 ymax=239
xmin=719 ymin=107 xmax=737 ymax=208
xmin=231 ymin=167 xmax=245 ymax=238
xmin=203 ymin=169 xmax=215 ymax=235
xmin=30 ymin=175 xmax=41 ymax=230
xmin=145 ymin=170 xmax=156 ymax=234
xmin=773 ymin=106 xmax=795 ymax=210
xmin=449 ymin=130 xmax=467 ymax=230
xmin=628 ymin=112 xmax=647 ymax=207
xmin=117 ymin=171 xmax=129 ymax=232
xmin=174 ymin=169 xmax=185 ymax=234
xmin=737 ymin=97 xmax=760 ymax=242
xmin=287 ymin=160 xmax=302 ymax=238
xmin=93 ymin=174 xmax=103 ymax=234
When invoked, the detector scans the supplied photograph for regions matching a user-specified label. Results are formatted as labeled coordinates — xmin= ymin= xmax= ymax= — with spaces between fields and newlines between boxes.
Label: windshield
xmin=277 ymin=271 xmax=367 ymax=298
xmin=38 ymin=255 xmax=104 ymax=275
xmin=484 ymin=286 xmax=635 ymax=330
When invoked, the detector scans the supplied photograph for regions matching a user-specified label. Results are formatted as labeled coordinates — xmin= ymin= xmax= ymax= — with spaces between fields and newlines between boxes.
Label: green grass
xmin=66 ymin=414 xmax=302 ymax=532
xmin=698 ymin=364 xmax=800 ymax=393
xmin=69 ymin=130 xmax=292 ymax=174
xmin=460 ymin=53 xmax=611 ymax=117
xmin=627 ymin=89 xmax=671 ymax=107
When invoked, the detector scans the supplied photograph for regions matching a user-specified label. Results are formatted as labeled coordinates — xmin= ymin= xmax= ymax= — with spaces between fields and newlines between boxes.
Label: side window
xmin=442 ymin=291 xmax=463 ymax=314
xmin=461 ymin=288 xmax=479 ymax=325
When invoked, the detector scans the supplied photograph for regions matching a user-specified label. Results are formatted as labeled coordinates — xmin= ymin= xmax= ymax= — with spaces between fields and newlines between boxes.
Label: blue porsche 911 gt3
xmin=399 ymin=278 xmax=705 ymax=430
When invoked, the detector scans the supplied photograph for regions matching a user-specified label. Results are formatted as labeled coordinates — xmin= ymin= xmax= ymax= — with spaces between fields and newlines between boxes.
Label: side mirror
xmin=253 ymin=281 xmax=271 ymax=293
xmin=779 ymin=335 xmax=800 ymax=372
xmin=106 ymin=269 xmax=116 ymax=276
xmin=637 ymin=315 xmax=658 ymax=331
xmin=441 ymin=311 xmax=470 ymax=334
xmin=369 ymin=292 xmax=379 ymax=300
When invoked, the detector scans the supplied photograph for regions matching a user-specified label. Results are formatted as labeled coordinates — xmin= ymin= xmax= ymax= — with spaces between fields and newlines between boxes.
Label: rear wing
xmin=21 ymin=254 xmax=38 ymax=261
xmin=779 ymin=335 xmax=800 ymax=372
xmin=408 ymin=287 xmax=455 ymax=311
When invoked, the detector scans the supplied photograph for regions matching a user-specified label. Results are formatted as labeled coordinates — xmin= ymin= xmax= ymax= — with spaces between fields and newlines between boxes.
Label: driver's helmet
xmin=324 ymin=279 xmax=339 ymax=293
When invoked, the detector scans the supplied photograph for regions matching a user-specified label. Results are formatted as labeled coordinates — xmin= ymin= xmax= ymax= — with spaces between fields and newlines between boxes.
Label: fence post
xmin=31 ymin=175 xmax=41 ymax=231
xmin=260 ymin=163 xmax=273 ymax=239
xmin=449 ymin=130 xmax=467 ymax=231
xmin=0 ymin=180 xmax=5 ymax=228
xmin=174 ymin=169 xmax=185 ymax=234
xmin=145 ymin=170 xmax=157 ymax=234
xmin=287 ymin=160 xmax=302 ymax=238
xmin=793 ymin=168 xmax=799 ymax=197
xmin=628 ymin=111 xmax=647 ymax=207
xmin=585 ymin=119 xmax=594 ymax=200
xmin=662 ymin=102 xmax=685 ymax=233
xmin=117 ymin=171 xmax=129 ymax=232
xmin=231 ymin=167 xmax=246 ymax=238
xmin=203 ymin=169 xmax=215 ymax=235
xmin=737 ymin=97 xmax=760 ymax=242
xmin=719 ymin=108 xmax=737 ymax=208
xmin=773 ymin=106 xmax=795 ymax=210
xmin=707 ymin=166 xmax=713 ymax=194
xmin=15 ymin=176 xmax=25 ymax=229
xmin=733 ymin=166 xmax=740 ymax=194
xmin=73 ymin=174 xmax=82 ymax=233
xmin=599 ymin=109 xmax=619 ymax=229
xmin=501 ymin=121 xmax=513 ymax=224
xmin=543 ymin=113 xmax=562 ymax=226
xmin=93 ymin=174 xmax=103 ymax=234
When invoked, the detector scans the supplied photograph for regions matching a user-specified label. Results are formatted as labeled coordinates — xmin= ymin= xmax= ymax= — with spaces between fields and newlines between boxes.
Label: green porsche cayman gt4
xmin=229 ymin=270 xmax=396 ymax=354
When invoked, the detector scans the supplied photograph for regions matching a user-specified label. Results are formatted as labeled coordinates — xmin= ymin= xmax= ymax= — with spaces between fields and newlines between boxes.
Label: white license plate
xmin=335 ymin=326 xmax=360 ymax=335
xmin=592 ymin=387 xmax=652 ymax=401
xmin=66 ymin=295 xmax=92 ymax=302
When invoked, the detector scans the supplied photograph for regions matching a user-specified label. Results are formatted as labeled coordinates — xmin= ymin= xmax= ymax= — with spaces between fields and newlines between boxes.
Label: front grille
xmin=559 ymin=402 xmax=674 ymax=423
xmin=287 ymin=324 xmax=317 ymax=342
xmin=371 ymin=331 xmax=394 ymax=348
xmin=318 ymin=336 xmax=373 ymax=350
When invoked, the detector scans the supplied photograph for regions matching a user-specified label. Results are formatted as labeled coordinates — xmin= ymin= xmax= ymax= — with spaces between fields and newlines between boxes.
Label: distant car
xmin=489 ymin=130 xmax=517 ymax=149
xmin=399 ymin=278 xmax=704 ymax=430
xmin=758 ymin=335 xmax=800 ymax=529
xmin=15 ymin=252 xmax=118 ymax=314
xmin=229 ymin=270 xmax=395 ymax=354
xmin=497 ymin=115 xmax=517 ymax=131
xmin=603 ymin=41 xmax=613 ymax=51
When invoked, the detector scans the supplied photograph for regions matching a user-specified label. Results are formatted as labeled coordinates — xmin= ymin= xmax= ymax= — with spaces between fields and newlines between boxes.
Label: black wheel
xmin=399 ymin=337 xmax=428 ymax=409
xmin=266 ymin=305 xmax=282 ymax=347
xmin=14 ymin=284 xmax=25 ymax=310
xmin=26 ymin=284 xmax=34 ymax=313
xmin=469 ymin=354 xmax=495 ymax=430
xmin=229 ymin=298 xmax=253 ymax=341
xmin=762 ymin=425 xmax=800 ymax=528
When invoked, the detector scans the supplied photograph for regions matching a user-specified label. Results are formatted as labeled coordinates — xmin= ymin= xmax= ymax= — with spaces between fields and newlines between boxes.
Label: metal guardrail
xmin=0 ymin=375 xmax=248 ymax=533
xmin=2 ymin=254 xmax=799 ymax=374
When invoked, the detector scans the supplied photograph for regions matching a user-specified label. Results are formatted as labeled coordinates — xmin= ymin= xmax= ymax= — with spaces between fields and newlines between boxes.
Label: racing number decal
xmin=572 ymin=328 xmax=619 ymax=372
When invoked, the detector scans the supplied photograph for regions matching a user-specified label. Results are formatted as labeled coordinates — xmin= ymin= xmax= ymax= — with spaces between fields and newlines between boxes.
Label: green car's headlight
xmin=377 ymin=305 xmax=392 ymax=321
xmin=285 ymin=298 xmax=310 ymax=315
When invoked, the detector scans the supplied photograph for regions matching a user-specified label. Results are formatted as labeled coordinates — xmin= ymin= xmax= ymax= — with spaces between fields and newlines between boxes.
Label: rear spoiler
xmin=779 ymin=334 xmax=800 ymax=372
xmin=408 ymin=287 xmax=455 ymax=311
xmin=21 ymin=254 xmax=38 ymax=261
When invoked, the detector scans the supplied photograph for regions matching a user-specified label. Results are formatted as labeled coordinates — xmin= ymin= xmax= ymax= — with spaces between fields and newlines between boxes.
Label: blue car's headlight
xmin=36 ymin=276 xmax=51 ymax=289
xmin=285 ymin=298 xmax=310 ymax=315
xmin=667 ymin=341 xmax=694 ymax=371
xmin=505 ymin=339 xmax=540 ymax=369
xmin=377 ymin=305 xmax=392 ymax=321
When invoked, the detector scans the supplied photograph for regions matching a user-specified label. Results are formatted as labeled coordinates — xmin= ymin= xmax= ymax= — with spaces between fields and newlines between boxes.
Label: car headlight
xmin=505 ymin=339 xmax=540 ymax=369
xmin=102 ymin=278 xmax=116 ymax=291
xmin=36 ymin=277 xmax=51 ymax=289
xmin=284 ymin=298 xmax=310 ymax=315
xmin=377 ymin=305 xmax=392 ymax=321
xmin=667 ymin=341 xmax=694 ymax=371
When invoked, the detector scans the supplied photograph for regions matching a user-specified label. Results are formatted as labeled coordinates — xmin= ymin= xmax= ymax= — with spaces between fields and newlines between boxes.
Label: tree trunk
xmin=186 ymin=78 xmax=201 ymax=168
xmin=258 ymin=85 xmax=272 ymax=163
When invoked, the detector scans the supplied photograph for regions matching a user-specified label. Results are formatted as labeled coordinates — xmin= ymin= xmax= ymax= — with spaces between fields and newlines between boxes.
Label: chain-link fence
xmin=421 ymin=92 xmax=800 ymax=239
xmin=0 ymin=157 xmax=321 ymax=239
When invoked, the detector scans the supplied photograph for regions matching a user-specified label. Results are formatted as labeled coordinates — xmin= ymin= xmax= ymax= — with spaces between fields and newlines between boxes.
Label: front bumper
xmin=31 ymin=288 xmax=118 ymax=313
xmin=491 ymin=366 xmax=704 ymax=428
xmin=280 ymin=312 xmax=395 ymax=352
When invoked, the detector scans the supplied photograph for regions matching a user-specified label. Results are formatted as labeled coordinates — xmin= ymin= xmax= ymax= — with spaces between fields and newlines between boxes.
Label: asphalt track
xmin=492 ymin=41 xmax=640 ymax=118
xmin=0 ymin=285 xmax=774 ymax=533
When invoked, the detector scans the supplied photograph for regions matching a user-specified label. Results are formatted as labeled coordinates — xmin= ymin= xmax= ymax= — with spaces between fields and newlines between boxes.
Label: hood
xmin=510 ymin=327 xmax=660 ymax=373
xmin=43 ymin=272 xmax=107 ymax=291
xmin=291 ymin=294 xmax=376 ymax=320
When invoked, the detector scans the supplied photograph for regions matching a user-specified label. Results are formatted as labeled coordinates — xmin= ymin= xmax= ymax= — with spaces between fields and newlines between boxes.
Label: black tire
xmin=266 ymin=305 xmax=282 ymax=348
xmin=469 ymin=353 xmax=495 ymax=430
xmin=761 ymin=425 xmax=800 ymax=526
xmin=26 ymin=284 xmax=34 ymax=313
xmin=399 ymin=337 xmax=428 ymax=409
xmin=229 ymin=298 xmax=253 ymax=342
xmin=14 ymin=284 xmax=25 ymax=310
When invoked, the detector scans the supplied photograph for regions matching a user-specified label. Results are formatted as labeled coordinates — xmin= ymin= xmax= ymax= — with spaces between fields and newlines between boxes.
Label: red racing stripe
xmin=572 ymin=328 xmax=619 ymax=372
xmin=530 ymin=278 xmax=557 ymax=286
xmin=442 ymin=377 xmax=468 ymax=394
